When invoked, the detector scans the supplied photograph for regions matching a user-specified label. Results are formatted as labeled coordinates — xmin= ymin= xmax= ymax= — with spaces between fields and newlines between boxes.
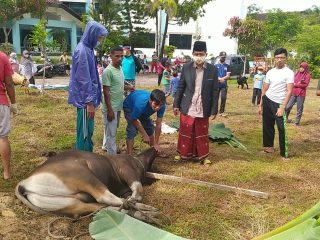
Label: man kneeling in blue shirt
xmin=123 ymin=89 xmax=166 ymax=155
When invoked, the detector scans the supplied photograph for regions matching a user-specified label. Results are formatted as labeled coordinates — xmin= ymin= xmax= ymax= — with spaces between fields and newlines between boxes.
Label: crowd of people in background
xmin=1 ymin=19 xmax=320 ymax=180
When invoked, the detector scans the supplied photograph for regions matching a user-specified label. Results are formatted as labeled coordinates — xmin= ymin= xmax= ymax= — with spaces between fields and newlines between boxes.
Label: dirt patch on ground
xmin=0 ymin=192 xmax=92 ymax=239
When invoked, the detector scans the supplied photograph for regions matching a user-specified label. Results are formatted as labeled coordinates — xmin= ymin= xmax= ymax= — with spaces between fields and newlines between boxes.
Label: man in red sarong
xmin=173 ymin=41 xmax=219 ymax=164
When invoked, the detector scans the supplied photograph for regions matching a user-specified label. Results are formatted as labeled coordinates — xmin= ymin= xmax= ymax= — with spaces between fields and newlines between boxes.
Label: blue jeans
xmin=123 ymin=108 xmax=154 ymax=140
xmin=163 ymin=84 xmax=170 ymax=95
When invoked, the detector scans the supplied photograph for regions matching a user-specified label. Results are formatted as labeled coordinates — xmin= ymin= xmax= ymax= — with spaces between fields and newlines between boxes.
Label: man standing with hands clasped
xmin=173 ymin=41 xmax=219 ymax=165
xmin=259 ymin=48 xmax=294 ymax=159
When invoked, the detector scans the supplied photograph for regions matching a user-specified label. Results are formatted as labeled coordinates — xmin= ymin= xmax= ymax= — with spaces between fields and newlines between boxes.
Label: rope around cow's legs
xmin=47 ymin=199 xmax=172 ymax=238
xmin=47 ymin=207 xmax=104 ymax=239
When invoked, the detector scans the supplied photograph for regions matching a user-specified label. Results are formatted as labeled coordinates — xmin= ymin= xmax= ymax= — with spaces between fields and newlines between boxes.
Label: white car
xmin=134 ymin=49 xmax=145 ymax=58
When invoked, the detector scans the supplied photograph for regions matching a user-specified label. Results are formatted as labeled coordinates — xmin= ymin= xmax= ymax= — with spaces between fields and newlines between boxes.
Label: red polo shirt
xmin=0 ymin=51 xmax=13 ymax=106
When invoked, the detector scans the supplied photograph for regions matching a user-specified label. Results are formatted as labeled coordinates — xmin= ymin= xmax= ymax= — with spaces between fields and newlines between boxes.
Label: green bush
xmin=287 ymin=57 xmax=320 ymax=79
xmin=164 ymin=45 xmax=176 ymax=58
xmin=309 ymin=64 xmax=320 ymax=79
xmin=286 ymin=57 xmax=304 ymax=72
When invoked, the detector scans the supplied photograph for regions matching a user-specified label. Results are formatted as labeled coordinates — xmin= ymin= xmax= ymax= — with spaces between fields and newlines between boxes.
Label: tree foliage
xmin=29 ymin=19 xmax=47 ymax=53
xmin=223 ymin=16 xmax=265 ymax=56
xmin=164 ymin=44 xmax=176 ymax=58
xmin=0 ymin=0 xmax=46 ymax=24
xmin=264 ymin=9 xmax=302 ymax=52
xmin=247 ymin=3 xmax=263 ymax=16
xmin=146 ymin=0 xmax=211 ymax=58
xmin=301 ymin=5 xmax=320 ymax=25
xmin=0 ymin=0 xmax=46 ymax=45
xmin=175 ymin=0 xmax=210 ymax=25
xmin=296 ymin=25 xmax=320 ymax=62
xmin=88 ymin=0 xmax=151 ymax=53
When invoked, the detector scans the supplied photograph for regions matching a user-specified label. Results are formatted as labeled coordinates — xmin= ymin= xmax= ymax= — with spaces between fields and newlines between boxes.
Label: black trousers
xmin=157 ymin=73 xmax=162 ymax=86
xmin=29 ymin=76 xmax=35 ymax=85
xmin=262 ymin=95 xmax=288 ymax=157
xmin=218 ymin=87 xmax=227 ymax=114
xmin=252 ymin=88 xmax=262 ymax=105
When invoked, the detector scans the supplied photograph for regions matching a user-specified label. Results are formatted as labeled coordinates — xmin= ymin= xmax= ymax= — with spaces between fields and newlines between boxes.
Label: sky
xmin=244 ymin=0 xmax=320 ymax=12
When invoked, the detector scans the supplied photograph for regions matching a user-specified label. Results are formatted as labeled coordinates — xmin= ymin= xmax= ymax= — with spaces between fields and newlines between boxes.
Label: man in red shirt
xmin=0 ymin=51 xmax=17 ymax=180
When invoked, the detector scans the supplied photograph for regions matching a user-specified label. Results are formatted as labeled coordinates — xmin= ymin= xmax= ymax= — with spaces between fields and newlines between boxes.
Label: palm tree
xmin=146 ymin=0 xmax=177 ymax=59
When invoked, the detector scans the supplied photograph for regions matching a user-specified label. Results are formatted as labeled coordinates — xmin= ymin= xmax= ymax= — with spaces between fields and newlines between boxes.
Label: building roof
xmin=46 ymin=0 xmax=82 ymax=20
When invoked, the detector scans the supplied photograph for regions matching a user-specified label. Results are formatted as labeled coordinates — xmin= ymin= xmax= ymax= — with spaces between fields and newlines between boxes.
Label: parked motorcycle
xmin=51 ymin=63 xmax=66 ymax=76
xmin=34 ymin=61 xmax=53 ymax=78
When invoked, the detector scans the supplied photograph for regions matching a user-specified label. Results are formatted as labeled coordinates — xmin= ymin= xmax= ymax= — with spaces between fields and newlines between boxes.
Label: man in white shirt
xmin=259 ymin=48 xmax=294 ymax=159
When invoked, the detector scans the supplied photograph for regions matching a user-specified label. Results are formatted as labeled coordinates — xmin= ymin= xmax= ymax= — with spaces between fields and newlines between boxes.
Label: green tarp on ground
xmin=89 ymin=209 xmax=188 ymax=240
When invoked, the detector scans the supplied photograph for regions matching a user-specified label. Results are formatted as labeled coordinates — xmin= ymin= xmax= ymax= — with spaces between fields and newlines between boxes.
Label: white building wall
xmin=198 ymin=0 xmax=245 ymax=57
xmin=58 ymin=0 xmax=246 ymax=58
xmin=139 ymin=0 xmax=245 ymax=58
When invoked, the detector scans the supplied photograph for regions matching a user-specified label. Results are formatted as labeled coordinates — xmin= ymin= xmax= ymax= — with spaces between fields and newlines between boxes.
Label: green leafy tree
xmin=49 ymin=29 xmax=67 ymax=52
xmin=145 ymin=0 xmax=160 ymax=54
xmin=295 ymin=24 xmax=320 ymax=77
xmin=223 ymin=16 xmax=265 ymax=56
xmin=223 ymin=16 xmax=265 ymax=74
xmin=264 ymin=9 xmax=302 ymax=52
xmin=0 ymin=0 xmax=46 ymax=44
xmin=301 ymin=5 xmax=320 ymax=25
xmin=146 ymin=0 xmax=211 ymax=58
xmin=30 ymin=19 xmax=48 ymax=91
xmin=87 ymin=0 xmax=154 ymax=54
xmin=164 ymin=45 xmax=176 ymax=58
xmin=119 ymin=0 xmax=149 ymax=47
xmin=246 ymin=3 xmax=263 ymax=20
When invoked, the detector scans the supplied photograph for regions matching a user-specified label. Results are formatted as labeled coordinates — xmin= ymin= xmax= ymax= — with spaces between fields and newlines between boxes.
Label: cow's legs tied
xmin=129 ymin=181 xmax=143 ymax=202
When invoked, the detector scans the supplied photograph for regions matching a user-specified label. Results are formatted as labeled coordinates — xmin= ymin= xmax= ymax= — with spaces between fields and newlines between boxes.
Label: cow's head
xmin=136 ymin=147 xmax=157 ymax=172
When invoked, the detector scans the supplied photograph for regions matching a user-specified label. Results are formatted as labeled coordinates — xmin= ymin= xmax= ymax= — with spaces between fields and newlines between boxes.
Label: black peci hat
xmin=193 ymin=41 xmax=207 ymax=52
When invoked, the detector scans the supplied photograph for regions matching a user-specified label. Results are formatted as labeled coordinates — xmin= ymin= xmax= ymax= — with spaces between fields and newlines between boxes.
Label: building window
xmin=169 ymin=34 xmax=192 ymax=50
xmin=132 ymin=33 xmax=155 ymax=48
xmin=63 ymin=2 xmax=86 ymax=15
xmin=94 ymin=3 xmax=99 ymax=11
xmin=76 ymin=27 xmax=83 ymax=43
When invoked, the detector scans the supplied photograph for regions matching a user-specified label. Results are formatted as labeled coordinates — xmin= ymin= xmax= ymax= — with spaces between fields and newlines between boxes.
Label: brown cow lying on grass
xmin=15 ymin=148 xmax=158 ymax=220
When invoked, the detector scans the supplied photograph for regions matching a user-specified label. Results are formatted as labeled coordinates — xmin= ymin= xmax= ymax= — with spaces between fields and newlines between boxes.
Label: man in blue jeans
xmin=123 ymin=89 xmax=166 ymax=155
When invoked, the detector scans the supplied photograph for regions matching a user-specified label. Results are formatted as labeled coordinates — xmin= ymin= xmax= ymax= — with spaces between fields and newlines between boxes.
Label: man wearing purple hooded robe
xmin=68 ymin=21 xmax=108 ymax=152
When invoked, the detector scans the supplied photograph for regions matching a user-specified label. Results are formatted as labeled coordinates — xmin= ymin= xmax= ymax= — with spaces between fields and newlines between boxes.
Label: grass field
xmin=0 ymin=78 xmax=319 ymax=239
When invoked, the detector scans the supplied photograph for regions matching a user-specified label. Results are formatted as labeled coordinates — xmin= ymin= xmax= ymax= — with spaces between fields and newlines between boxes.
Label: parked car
xmin=211 ymin=54 xmax=250 ymax=76
xmin=134 ymin=49 xmax=145 ymax=58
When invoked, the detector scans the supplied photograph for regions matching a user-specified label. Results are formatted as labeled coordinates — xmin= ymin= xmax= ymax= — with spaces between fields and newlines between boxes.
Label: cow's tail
xmin=15 ymin=181 xmax=51 ymax=215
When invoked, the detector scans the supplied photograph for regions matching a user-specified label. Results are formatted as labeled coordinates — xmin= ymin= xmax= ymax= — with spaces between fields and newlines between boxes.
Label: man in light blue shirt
xmin=122 ymin=45 xmax=142 ymax=96
xmin=252 ymin=65 xmax=265 ymax=105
